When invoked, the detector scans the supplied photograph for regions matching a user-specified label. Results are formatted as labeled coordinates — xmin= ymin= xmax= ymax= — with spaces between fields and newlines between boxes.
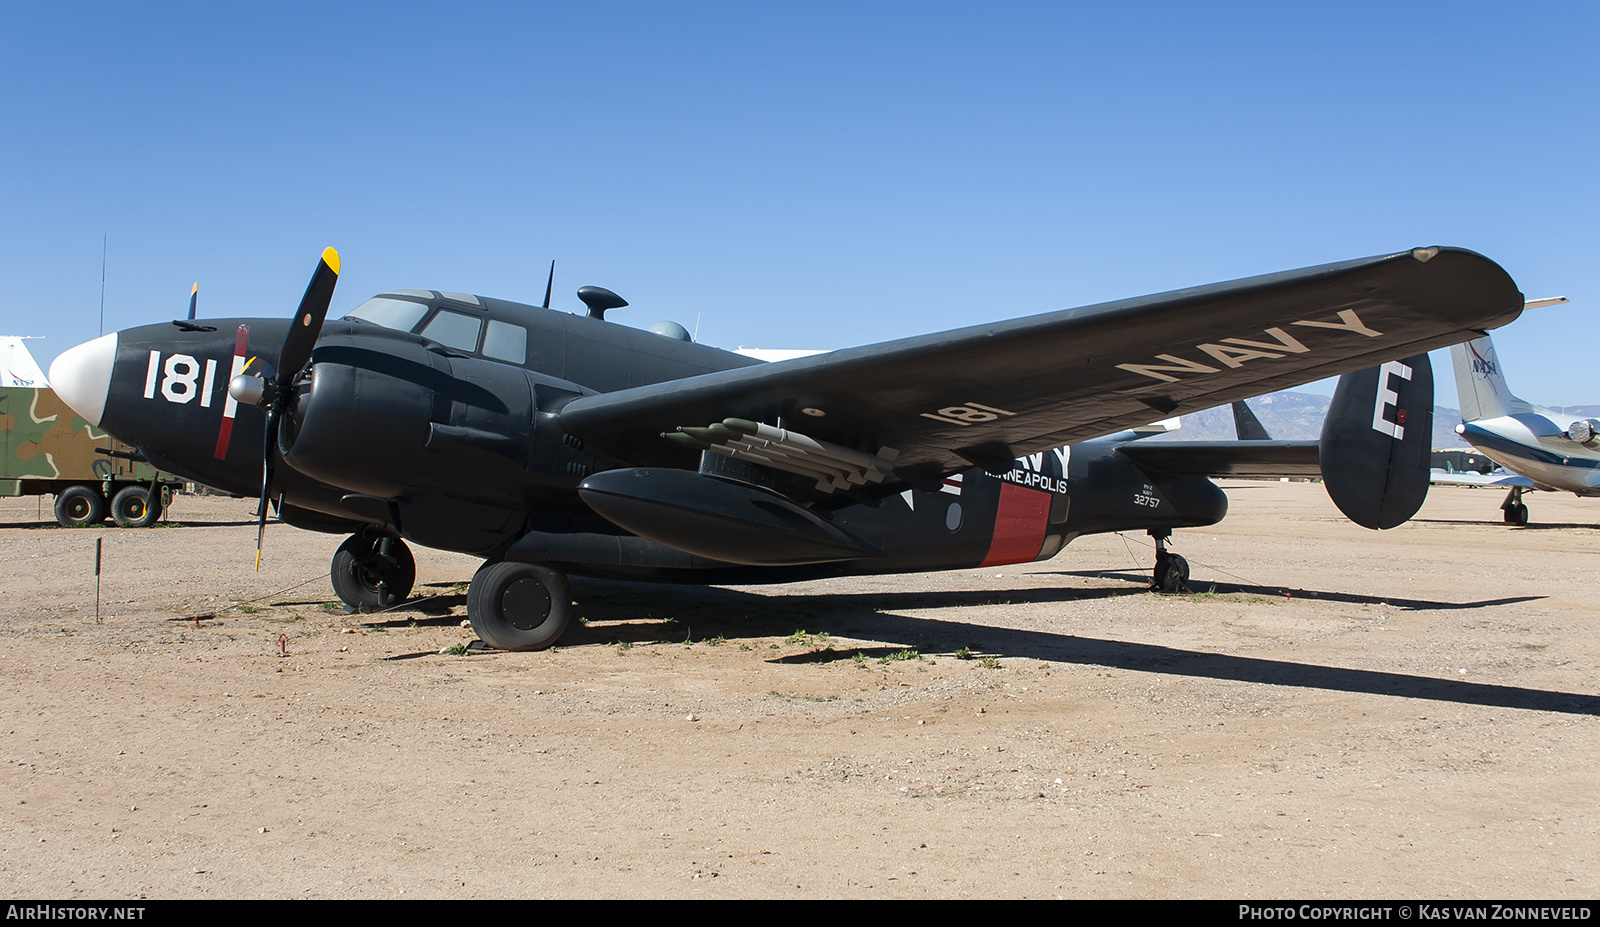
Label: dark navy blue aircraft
xmin=48 ymin=246 xmax=1523 ymax=650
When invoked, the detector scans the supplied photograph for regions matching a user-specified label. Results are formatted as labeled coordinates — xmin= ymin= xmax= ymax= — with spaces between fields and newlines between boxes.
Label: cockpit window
xmin=420 ymin=309 xmax=483 ymax=352
xmin=345 ymin=297 xmax=430 ymax=332
xmin=482 ymin=319 xmax=528 ymax=365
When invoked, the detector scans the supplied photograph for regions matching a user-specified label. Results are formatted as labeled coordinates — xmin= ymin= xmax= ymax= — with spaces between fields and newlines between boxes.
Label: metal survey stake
xmin=94 ymin=537 xmax=103 ymax=623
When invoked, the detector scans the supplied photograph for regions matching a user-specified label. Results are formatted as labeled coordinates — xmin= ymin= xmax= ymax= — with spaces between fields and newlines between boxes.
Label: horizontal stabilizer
xmin=1116 ymin=440 xmax=1320 ymax=479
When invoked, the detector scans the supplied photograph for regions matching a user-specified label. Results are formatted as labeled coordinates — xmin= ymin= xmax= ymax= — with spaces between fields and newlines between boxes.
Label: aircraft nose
xmin=48 ymin=333 xmax=118 ymax=427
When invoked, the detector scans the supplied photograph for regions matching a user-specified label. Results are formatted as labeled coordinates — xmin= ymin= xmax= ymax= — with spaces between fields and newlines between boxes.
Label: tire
xmin=1512 ymin=503 xmax=1530 ymax=527
xmin=466 ymin=560 xmax=571 ymax=651
xmin=330 ymin=534 xmax=416 ymax=612
xmin=111 ymin=486 xmax=160 ymax=528
xmin=1158 ymin=554 xmax=1190 ymax=594
xmin=54 ymin=485 xmax=106 ymax=527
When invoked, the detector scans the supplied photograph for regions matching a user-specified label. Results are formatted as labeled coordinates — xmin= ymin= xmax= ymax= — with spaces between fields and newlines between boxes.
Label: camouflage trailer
xmin=1 ymin=337 xmax=185 ymax=527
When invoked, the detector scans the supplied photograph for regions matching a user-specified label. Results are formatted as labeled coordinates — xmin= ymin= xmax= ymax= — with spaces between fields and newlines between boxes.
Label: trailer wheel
xmin=111 ymin=486 xmax=161 ymax=528
xmin=54 ymin=485 xmax=106 ymax=527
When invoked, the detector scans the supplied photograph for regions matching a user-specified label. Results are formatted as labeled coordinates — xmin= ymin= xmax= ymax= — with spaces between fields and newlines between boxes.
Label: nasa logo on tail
xmin=1467 ymin=341 xmax=1500 ymax=390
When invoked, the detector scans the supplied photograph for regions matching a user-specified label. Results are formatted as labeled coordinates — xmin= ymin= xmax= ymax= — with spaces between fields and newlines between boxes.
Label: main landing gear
xmin=1502 ymin=487 xmax=1530 ymax=527
xmin=465 ymin=560 xmax=572 ymax=651
xmin=330 ymin=532 xmax=416 ymax=612
xmin=1149 ymin=529 xmax=1190 ymax=594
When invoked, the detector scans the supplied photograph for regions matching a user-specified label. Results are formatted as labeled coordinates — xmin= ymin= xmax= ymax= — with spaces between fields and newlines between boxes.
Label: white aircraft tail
xmin=1450 ymin=334 xmax=1517 ymax=423
xmin=0 ymin=336 xmax=49 ymax=388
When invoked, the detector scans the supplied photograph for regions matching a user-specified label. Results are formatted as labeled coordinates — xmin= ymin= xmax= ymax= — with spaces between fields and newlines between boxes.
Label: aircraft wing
xmin=558 ymin=247 xmax=1522 ymax=487
xmin=1429 ymin=469 xmax=1537 ymax=489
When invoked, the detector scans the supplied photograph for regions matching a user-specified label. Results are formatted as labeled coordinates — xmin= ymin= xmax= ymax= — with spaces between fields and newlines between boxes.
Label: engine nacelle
xmin=1567 ymin=419 xmax=1600 ymax=447
xmin=278 ymin=338 xmax=592 ymax=506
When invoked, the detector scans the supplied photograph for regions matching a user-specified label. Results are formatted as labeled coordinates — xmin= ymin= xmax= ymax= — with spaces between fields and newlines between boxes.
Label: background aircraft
xmin=1448 ymin=314 xmax=1599 ymax=525
xmin=47 ymin=246 xmax=1522 ymax=650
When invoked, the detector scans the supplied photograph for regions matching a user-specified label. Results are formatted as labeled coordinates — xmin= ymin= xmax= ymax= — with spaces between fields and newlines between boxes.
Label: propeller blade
xmin=542 ymin=260 xmax=555 ymax=309
xmin=276 ymin=247 xmax=340 ymax=388
xmin=255 ymin=407 xmax=277 ymax=571
xmin=188 ymin=283 xmax=198 ymax=321
xmin=253 ymin=247 xmax=340 ymax=570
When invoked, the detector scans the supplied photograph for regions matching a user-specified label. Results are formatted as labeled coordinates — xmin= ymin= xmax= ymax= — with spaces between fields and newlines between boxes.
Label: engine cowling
xmin=277 ymin=338 xmax=590 ymax=506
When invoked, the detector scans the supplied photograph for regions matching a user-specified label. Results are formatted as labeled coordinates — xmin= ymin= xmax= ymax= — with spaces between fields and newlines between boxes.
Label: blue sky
xmin=3 ymin=2 xmax=1595 ymax=407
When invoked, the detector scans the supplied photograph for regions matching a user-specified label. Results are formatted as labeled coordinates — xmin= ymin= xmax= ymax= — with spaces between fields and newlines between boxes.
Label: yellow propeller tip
xmin=321 ymin=247 xmax=340 ymax=275
xmin=191 ymin=282 xmax=198 ymax=293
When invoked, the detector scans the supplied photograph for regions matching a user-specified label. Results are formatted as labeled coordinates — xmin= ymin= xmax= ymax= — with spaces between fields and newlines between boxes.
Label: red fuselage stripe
xmin=979 ymin=482 xmax=1051 ymax=567
xmin=213 ymin=325 xmax=249 ymax=460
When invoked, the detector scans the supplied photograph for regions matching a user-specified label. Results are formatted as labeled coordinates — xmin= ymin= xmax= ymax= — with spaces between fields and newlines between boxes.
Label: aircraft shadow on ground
xmin=545 ymin=578 xmax=1594 ymax=717
xmin=1415 ymin=518 xmax=1598 ymax=531
xmin=267 ymin=590 xmax=469 ymax=627
xmin=1046 ymin=570 xmax=1544 ymax=611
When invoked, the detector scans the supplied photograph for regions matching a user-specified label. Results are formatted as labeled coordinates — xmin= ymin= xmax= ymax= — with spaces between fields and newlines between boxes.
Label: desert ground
xmin=0 ymin=480 xmax=1595 ymax=899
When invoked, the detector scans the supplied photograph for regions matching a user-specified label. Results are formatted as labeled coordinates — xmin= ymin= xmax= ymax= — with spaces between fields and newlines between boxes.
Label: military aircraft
xmin=47 ymin=245 xmax=1522 ymax=650
xmin=1443 ymin=316 xmax=1600 ymax=526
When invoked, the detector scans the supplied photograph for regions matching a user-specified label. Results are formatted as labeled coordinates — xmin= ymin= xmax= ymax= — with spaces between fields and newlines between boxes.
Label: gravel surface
xmin=0 ymin=481 xmax=1595 ymax=898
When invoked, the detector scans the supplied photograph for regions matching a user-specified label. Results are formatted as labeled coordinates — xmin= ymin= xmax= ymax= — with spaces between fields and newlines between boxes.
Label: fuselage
xmin=1458 ymin=414 xmax=1600 ymax=495
xmin=49 ymin=289 xmax=1229 ymax=581
xmin=1450 ymin=333 xmax=1600 ymax=497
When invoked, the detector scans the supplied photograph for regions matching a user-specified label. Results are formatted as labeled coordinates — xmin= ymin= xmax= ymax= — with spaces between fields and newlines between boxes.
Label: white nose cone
xmin=48 ymin=333 xmax=118 ymax=427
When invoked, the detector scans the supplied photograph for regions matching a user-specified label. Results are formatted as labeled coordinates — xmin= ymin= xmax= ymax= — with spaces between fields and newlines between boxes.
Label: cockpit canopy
xmin=345 ymin=290 xmax=529 ymax=365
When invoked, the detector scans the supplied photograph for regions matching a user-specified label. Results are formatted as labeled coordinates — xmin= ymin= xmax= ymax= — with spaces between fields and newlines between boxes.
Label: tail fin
xmin=1450 ymin=334 xmax=1515 ymax=422
xmin=1231 ymin=400 xmax=1271 ymax=440
xmin=1319 ymin=353 xmax=1434 ymax=529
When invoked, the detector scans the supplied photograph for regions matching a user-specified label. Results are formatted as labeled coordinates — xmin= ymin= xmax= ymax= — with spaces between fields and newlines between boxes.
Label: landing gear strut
xmin=1149 ymin=529 xmax=1190 ymax=593
xmin=330 ymin=532 xmax=416 ymax=612
xmin=466 ymin=560 xmax=572 ymax=651
xmin=1501 ymin=487 xmax=1530 ymax=526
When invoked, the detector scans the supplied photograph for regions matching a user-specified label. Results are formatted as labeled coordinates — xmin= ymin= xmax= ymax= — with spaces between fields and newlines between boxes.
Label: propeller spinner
xmin=228 ymin=247 xmax=341 ymax=568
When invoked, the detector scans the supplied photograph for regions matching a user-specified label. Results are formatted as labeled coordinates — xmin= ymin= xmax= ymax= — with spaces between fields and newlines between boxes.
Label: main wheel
xmin=466 ymin=560 xmax=571 ymax=651
xmin=330 ymin=534 xmax=416 ymax=612
xmin=1509 ymin=503 xmax=1530 ymax=527
xmin=1157 ymin=554 xmax=1190 ymax=593
xmin=110 ymin=486 xmax=161 ymax=528
xmin=54 ymin=485 xmax=106 ymax=527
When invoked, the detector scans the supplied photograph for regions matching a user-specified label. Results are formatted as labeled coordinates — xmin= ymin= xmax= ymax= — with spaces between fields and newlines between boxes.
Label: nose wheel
xmin=466 ymin=560 xmax=572 ymax=651
xmin=330 ymin=533 xmax=416 ymax=612
xmin=1149 ymin=529 xmax=1190 ymax=593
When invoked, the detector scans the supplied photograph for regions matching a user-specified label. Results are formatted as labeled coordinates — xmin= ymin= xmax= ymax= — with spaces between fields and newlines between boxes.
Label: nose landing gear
xmin=330 ymin=532 xmax=416 ymax=612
